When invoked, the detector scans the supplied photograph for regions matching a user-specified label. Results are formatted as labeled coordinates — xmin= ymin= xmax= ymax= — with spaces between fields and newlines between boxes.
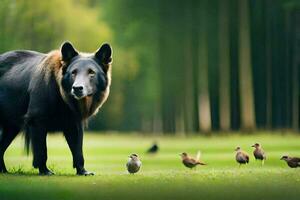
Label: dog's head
xmin=61 ymin=42 xmax=112 ymax=101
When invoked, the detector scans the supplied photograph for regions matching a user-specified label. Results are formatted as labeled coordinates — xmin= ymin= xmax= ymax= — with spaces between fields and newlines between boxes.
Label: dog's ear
xmin=95 ymin=43 xmax=113 ymax=67
xmin=61 ymin=41 xmax=78 ymax=62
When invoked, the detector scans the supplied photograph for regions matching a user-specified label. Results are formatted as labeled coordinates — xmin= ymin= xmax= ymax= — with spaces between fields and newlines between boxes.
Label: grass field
xmin=1 ymin=132 xmax=300 ymax=200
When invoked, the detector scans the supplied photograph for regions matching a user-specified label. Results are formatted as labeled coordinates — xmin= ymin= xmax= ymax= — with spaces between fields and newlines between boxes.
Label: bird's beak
xmin=280 ymin=157 xmax=283 ymax=160
xmin=251 ymin=145 xmax=255 ymax=147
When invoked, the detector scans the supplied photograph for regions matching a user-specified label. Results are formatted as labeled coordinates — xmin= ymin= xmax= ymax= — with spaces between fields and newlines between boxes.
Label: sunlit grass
xmin=1 ymin=132 xmax=300 ymax=200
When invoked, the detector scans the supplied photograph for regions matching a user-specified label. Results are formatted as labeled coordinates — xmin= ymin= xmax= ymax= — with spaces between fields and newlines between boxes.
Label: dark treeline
xmin=0 ymin=0 xmax=299 ymax=133
xmin=95 ymin=0 xmax=300 ymax=133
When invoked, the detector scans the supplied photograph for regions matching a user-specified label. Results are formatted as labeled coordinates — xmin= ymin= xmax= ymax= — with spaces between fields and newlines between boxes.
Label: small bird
xmin=280 ymin=155 xmax=300 ymax=168
xmin=180 ymin=151 xmax=206 ymax=169
xmin=126 ymin=154 xmax=142 ymax=174
xmin=251 ymin=143 xmax=266 ymax=166
xmin=146 ymin=142 xmax=159 ymax=154
xmin=235 ymin=146 xmax=249 ymax=167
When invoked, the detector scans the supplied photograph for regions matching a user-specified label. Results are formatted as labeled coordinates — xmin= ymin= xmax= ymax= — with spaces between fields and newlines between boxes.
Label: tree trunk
xmin=218 ymin=0 xmax=231 ymax=131
xmin=265 ymin=0 xmax=273 ymax=129
xmin=183 ymin=0 xmax=197 ymax=133
xmin=238 ymin=0 xmax=256 ymax=130
xmin=198 ymin=0 xmax=212 ymax=132
xmin=292 ymin=11 xmax=300 ymax=131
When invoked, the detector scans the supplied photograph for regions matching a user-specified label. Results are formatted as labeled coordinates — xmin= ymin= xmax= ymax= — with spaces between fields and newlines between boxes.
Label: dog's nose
xmin=72 ymin=86 xmax=83 ymax=93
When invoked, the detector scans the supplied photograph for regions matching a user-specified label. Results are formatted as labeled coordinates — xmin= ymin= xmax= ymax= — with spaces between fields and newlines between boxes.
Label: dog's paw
xmin=0 ymin=168 xmax=8 ymax=174
xmin=39 ymin=167 xmax=55 ymax=176
xmin=76 ymin=168 xmax=95 ymax=176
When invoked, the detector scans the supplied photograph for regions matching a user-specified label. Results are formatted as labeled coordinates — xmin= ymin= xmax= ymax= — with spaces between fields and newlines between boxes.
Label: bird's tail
xmin=196 ymin=150 xmax=201 ymax=161
xmin=196 ymin=150 xmax=207 ymax=165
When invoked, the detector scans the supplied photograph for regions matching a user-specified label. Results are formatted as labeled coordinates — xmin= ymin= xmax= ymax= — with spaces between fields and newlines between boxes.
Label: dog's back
xmin=0 ymin=50 xmax=44 ymax=76
xmin=0 ymin=50 xmax=46 ymax=126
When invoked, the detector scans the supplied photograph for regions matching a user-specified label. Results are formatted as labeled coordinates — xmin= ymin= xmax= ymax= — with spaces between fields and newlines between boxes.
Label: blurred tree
xmin=0 ymin=0 xmax=110 ymax=52
xmin=265 ymin=0 xmax=273 ymax=129
xmin=250 ymin=0 xmax=267 ymax=128
xmin=97 ymin=0 xmax=161 ymax=132
xmin=238 ymin=0 xmax=256 ymax=130
xmin=218 ymin=0 xmax=231 ymax=131
xmin=182 ymin=0 xmax=197 ymax=133
xmin=229 ymin=0 xmax=241 ymax=130
xmin=198 ymin=0 xmax=212 ymax=133
xmin=291 ymin=10 xmax=300 ymax=131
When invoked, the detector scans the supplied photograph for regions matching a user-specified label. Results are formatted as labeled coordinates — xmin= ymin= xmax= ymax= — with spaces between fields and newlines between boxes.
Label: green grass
xmin=1 ymin=132 xmax=300 ymax=200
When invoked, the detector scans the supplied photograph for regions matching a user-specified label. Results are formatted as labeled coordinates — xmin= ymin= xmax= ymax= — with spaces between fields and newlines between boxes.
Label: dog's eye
xmin=71 ymin=70 xmax=77 ymax=79
xmin=88 ymin=69 xmax=95 ymax=77
xmin=71 ymin=70 xmax=77 ymax=75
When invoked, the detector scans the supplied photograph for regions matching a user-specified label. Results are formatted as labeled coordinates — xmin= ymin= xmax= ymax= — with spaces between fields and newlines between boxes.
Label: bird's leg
xmin=261 ymin=160 xmax=264 ymax=166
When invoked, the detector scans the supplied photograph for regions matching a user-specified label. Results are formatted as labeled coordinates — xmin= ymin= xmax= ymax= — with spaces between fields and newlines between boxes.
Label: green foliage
xmin=283 ymin=0 xmax=300 ymax=9
xmin=0 ymin=0 xmax=111 ymax=52
xmin=89 ymin=0 xmax=162 ymax=131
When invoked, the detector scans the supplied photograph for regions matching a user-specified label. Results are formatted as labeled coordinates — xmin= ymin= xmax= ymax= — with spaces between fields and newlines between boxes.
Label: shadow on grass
xmin=2 ymin=165 xmax=79 ymax=177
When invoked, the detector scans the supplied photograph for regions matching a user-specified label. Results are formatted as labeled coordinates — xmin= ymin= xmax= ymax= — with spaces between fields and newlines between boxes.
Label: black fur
xmin=0 ymin=42 xmax=112 ymax=175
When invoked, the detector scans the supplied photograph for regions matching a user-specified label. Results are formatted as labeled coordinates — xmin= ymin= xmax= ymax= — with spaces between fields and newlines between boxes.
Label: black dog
xmin=0 ymin=42 xmax=112 ymax=175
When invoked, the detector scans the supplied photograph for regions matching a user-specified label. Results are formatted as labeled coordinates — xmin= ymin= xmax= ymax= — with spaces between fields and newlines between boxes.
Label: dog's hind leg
xmin=28 ymin=125 xmax=54 ymax=176
xmin=0 ymin=126 xmax=20 ymax=173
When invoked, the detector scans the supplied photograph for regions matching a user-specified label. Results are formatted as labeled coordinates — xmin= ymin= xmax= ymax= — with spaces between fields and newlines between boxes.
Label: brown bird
xmin=126 ymin=154 xmax=142 ymax=174
xmin=280 ymin=155 xmax=300 ymax=168
xmin=251 ymin=143 xmax=266 ymax=166
xmin=235 ymin=146 xmax=249 ymax=167
xmin=180 ymin=151 xmax=206 ymax=169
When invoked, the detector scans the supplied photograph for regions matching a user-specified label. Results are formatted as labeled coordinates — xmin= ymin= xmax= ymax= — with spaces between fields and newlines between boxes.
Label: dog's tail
xmin=23 ymin=116 xmax=32 ymax=155
xmin=24 ymin=126 xmax=31 ymax=155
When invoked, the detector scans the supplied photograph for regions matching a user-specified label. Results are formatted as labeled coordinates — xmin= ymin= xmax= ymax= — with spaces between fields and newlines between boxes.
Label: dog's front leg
xmin=64 ymin=123 xmax=94 ymax=176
